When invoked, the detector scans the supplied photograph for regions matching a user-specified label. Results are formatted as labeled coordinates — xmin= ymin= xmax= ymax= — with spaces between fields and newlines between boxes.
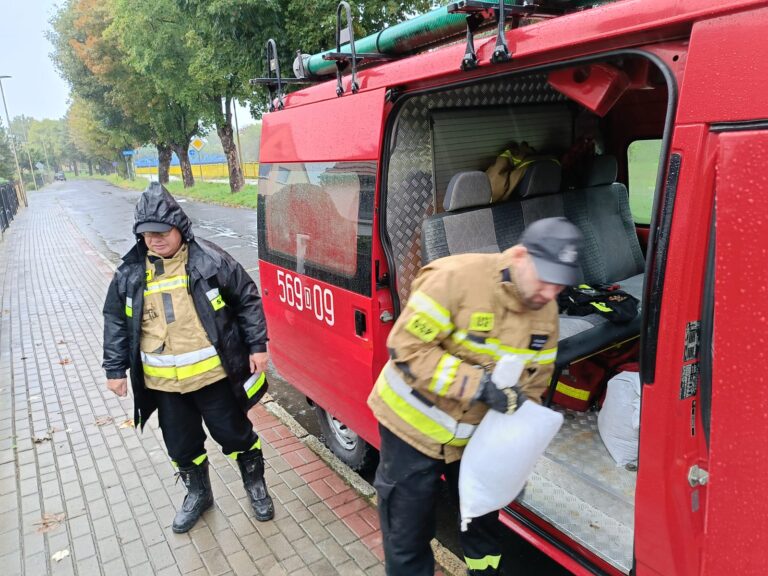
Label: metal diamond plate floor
xmin=519 ymin=409 xmax=637 ymax=574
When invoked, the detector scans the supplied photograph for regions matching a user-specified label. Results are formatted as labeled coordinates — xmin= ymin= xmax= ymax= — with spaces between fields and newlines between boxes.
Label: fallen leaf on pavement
xmin=94 ymin=416 xmax=113 ymax=426
xmin=32 ymin=435 xmax=51 ymax=444
xmin=58 ymin=358 xmax=72 ymax=365
xmin=119 ymin=419 xmax=135 ymax=429
xmin=57 ymin=340 xmax=67 ymax=345
xmin=51 ymin=549 xmax=70 ymax=562
xmin=36 ymin=513 xmax=65 ymax=533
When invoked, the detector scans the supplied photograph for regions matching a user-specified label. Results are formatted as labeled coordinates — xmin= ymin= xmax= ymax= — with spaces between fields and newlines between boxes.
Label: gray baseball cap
xmin=135 ymin=221 xmax=173 ymax=234
xmin=520 ymin=217 xmax=583 ymax=286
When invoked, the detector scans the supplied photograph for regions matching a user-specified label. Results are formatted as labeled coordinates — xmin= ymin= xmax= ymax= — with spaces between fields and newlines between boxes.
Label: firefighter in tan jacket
xmin=368 ymin=217 xmax=582 ymax=576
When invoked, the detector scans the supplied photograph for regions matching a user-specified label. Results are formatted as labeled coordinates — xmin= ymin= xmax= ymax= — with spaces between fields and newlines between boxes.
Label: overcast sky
xmin=0 ymin=0 xmax=255 ymax=127
xmin=0 ymin=0 xmax=69 ymax=122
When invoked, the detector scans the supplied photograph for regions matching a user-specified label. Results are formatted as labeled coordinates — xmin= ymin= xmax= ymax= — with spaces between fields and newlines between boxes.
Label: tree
xmin=0 ymin=123 xmax=15 ymax=181
xmin=51 ymin=0 xmax=202 ymax=185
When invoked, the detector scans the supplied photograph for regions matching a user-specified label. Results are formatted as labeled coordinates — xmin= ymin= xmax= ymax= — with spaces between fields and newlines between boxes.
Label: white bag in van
xmin=597 ymin=371 xmax=641 ymax=466
xmin=459 ymin=401 xmax=564 ymax=531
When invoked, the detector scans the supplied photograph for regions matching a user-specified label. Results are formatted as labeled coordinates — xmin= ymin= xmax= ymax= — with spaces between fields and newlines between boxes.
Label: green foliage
xmin=0 ymin=123 xmax=16 ymax=181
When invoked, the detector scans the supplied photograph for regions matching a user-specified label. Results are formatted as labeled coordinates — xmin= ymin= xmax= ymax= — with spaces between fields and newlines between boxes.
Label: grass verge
xmin=66 ymin=173 xmax=259 ymax=210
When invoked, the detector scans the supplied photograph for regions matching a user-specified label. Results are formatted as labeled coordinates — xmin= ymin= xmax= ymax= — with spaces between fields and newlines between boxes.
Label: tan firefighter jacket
xmin=140 ymin=244 xmax=227 ymax=393
xmin=368 ymin=251 xmax=559 ymax=463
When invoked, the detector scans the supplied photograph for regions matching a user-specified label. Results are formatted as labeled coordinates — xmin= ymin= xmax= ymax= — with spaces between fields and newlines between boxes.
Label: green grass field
xmin=66 ymin=173 xmax=259 ymax=210
xmin=627 ymin=139 xmax=662 ymax=225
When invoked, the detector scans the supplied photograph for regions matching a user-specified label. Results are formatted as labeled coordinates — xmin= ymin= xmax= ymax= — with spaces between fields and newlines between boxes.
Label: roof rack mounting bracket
xmin=449 ymin=0 xmax=543 ymax=69
xmin=249 ymin=39 xmax=318 ymax=111
xmin=325 ymin=1 xmax=392 ymax=97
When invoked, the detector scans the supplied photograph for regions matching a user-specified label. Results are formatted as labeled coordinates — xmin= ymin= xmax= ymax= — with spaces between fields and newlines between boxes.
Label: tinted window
xmin=627 ymin=139 xmax=662 ymax=225
xmin=258 ymin=162 xmax=375 ymax=295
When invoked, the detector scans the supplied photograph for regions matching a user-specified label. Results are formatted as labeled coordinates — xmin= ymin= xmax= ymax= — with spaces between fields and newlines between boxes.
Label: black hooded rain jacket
xmin=102 ymin=183 xmax=268 ymax=428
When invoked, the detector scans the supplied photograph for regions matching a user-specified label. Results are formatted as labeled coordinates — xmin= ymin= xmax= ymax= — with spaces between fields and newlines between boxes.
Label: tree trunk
xmin=73 ymin=162 xmax=79 ymax=176
xmin=87 ymin=160 xmax=93 ymax=176
xmin=217 ymin=97 xmax=244 ymax=193
xmin=171 ymin=144 xmax=195 ymax=188
xmin=157 ymin=144 xmax=172 ymax=184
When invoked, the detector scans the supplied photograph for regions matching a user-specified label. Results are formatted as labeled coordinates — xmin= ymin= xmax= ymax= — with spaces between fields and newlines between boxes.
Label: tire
xmin=314 ymin=405 xmax=376 ymax=472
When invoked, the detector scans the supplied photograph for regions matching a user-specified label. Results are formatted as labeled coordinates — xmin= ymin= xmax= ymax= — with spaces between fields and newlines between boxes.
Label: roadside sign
xmin=122 ymin=150 xmax=134 ymax=157
xmin=190 ymin=137 xmax=205 ymax=152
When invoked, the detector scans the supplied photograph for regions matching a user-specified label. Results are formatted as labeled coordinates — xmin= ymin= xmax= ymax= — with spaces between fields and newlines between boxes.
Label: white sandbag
xmin=459 ymin=401 xmax=564 ymax=531
xmin=597 ymin=371 xmax=641 ymax=466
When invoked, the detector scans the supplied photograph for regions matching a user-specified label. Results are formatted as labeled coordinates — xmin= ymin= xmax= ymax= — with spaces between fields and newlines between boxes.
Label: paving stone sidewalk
xmin=0 ymin=191 xmax=397 ymax=575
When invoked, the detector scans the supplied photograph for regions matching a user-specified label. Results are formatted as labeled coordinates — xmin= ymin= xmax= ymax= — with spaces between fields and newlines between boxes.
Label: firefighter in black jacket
xmin=102 ymin=183 xmax=274 ymax=533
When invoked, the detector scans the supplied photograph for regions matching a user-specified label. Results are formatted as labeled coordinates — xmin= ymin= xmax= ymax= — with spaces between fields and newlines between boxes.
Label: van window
xmin=258 ymin=162 xmax=375 ymax=296
xmin=627 ymin=139 xmax=662 ymax=225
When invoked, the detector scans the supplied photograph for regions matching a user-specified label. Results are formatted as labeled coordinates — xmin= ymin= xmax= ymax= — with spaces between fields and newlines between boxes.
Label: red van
xmin=256 ymin=1 xmax=768 ymax=573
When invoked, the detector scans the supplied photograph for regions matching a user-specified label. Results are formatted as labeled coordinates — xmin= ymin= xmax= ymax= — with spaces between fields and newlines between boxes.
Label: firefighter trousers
xmin=374 ymin=425 xmax=503 ymax=576
xmin=154 ymin=378 xmax=260 ymax=467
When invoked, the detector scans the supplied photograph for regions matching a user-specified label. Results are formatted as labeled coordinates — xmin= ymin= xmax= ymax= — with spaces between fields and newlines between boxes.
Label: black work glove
xmin=476 ymin=374 xmax=526 ymax=415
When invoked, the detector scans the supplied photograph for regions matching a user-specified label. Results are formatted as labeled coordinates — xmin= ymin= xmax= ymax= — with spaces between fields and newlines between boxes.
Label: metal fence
xmin=0 ymin=182 xmax=20 ymax=233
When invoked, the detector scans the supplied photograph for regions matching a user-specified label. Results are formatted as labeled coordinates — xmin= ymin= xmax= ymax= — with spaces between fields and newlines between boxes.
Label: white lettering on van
xmin=276 ymin=269 xmax=335 ymax=327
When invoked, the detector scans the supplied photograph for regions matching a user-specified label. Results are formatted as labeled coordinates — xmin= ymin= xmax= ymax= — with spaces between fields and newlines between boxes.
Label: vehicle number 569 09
xmin=276 ymin=270 xmax=335 ymax=326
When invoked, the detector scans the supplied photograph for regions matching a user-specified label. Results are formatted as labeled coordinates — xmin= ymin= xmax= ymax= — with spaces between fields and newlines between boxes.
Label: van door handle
xmin=688 ymin=465 xmax=709 ymax=487
xmin=354 ymin=310 xmax=367 ymax=336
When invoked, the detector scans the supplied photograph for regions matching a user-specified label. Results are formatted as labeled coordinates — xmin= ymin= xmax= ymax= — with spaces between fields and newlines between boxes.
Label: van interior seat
xmin=420 ymin=158 xmax=645 ymax=404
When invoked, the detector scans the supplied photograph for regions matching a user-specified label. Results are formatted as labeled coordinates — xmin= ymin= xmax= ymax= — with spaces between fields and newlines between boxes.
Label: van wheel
xmin=314 ymin=405 xmax=375 ymax=472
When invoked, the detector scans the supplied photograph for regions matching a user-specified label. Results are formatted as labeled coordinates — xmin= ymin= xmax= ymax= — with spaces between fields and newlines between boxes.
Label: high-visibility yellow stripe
xmin=451 ymin=331 xmax=557 ymax=366
xmin=171 ymin=453 xmax=208 ymax=468
xmin=590 ymin=301 xmax=612 ymax=313
xmin=144 ymin=275 xmax=189 ymax=296
xmin=376 ymin=366 xmax=472 ymax=447
xmin=535 ymin=347 xmax=558 ymax=365
xmin=244 ymin=371 xmax=266 ymax=399
xmin=429 ymin=354 xmax=461 ymax=396
xmin=176 ymin=355 xmax=222 ymax=380
xmin=465 ymin=554 xmax=501 ymax=571
xmin=125 ymin=297 xmax=133 ymax=318
xmin=142 ymin=354 xmax=222 ymax=380
xmin=556 ymin=381 xmax=590 ymax=401
xmin=226 ymin=439 xmax=262 ymax=460
xmin=407 ymin=291 xmax=454 ymax=332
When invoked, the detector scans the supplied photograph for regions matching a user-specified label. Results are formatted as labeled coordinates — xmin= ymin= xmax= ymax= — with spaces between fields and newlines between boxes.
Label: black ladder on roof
xmin=249 ymin=39 xmax=319 ymax=112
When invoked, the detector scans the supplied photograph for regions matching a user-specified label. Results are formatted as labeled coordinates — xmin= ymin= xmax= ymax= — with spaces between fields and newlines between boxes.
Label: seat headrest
xmin=516 ymin=159 xmax=562 ymax=199
xmin=443 ymin=171 xmax=492 ymax=212
xmin=582 ymin=155 xmax=618 ymax=187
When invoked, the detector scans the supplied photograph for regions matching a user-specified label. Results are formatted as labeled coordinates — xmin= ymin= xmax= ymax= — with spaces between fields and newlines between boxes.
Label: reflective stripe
xmin=243 ymin=371 xmax=266 ymax=399
xmin=556 ymin=381 xmax=590 ymax=401
xmin=171 ymin=453 xmax=208 ymax=468
xmin=377 ymin=364 xmax=475 ymax=446
xmin=429 ymin=353 xmax=461 ymax=397
xmin=143 ymin=354 xmax=222 ymax=380
xmin=408 ymin=291 xmax=454 ymax=333
xmin=465 ymin=554 xmax=501 ymax=571
xmin=534 ymin=347 xmax=557 ymax=365
xmin=226 ymin=438 xmax=261 ymax=460
xmin=141 ymin=345 xmax=218 ymax=368
xmin=144 ymin=275 xmax=189 ymax=296
xmin=125 ymin=296 xmax=133 ymax=318
xmin=451 ymin=330 xmax=557 ymax=365
xmin=176 ymin=355 xmax=222 ymax=380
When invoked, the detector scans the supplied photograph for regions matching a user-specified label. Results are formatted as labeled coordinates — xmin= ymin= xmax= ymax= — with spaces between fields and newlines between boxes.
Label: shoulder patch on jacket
xmin=405 ymin=313 xmax=440 ymax=343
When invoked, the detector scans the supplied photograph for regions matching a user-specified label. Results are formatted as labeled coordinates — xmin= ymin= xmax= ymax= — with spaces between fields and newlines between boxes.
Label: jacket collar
xmin=496 ymin=254 xmax=525 ymax=313
xmin=121 ymin=239 xmax=219 ymax=280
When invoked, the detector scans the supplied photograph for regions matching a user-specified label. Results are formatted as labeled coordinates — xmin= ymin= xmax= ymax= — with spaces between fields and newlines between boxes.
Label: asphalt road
xmin=53 ymin=178 xmax=571 ymax=575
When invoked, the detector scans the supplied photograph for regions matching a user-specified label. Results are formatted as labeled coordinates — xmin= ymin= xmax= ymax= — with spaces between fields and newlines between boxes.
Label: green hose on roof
xmin=293 ymin=0 xmax=609 ymax=79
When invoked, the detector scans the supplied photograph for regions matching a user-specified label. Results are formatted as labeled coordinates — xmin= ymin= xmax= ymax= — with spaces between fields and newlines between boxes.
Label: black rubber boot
xmin=238 ymin=449 xmax=274 ymax=522
xmin=172 ymin=461 xmax=214 ymax=533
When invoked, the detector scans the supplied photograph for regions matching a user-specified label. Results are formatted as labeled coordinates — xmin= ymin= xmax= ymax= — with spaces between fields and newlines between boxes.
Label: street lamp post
xmin=0 ymin=75 xmax=28 ymax=207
